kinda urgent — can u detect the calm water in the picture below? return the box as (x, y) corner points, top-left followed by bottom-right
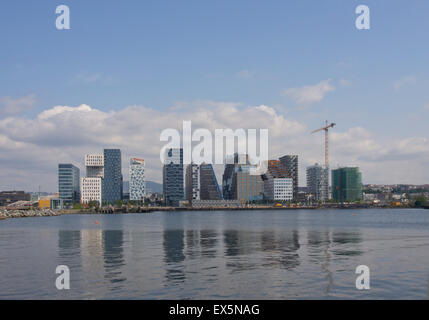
(1, 209), (429, 300)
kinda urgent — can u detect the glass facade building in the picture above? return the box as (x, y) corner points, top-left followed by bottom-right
(163, 148), (184, 206)
(58, 163), (80, 206)
(199, 163), (222, 200)
(222, 154), (264, 202)
(331, 167), (363, 202)
(102, 149), (122, 204)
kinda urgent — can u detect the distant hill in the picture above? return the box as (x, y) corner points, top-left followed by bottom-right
(146, 181), (163, 194)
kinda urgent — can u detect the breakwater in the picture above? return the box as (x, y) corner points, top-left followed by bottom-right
(0, 208), (60, 219)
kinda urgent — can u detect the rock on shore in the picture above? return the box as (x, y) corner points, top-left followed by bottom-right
(0, 209), (60, 219)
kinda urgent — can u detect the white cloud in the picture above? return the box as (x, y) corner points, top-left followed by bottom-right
(393, 76), (416, 91)
(282, 80), (335, 105)
(235, 70), (254, 80)
(0, 101), (428, 191)
(0, 101), (305, 191)
(0, 94), (36, 116)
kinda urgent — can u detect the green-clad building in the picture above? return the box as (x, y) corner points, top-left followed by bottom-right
(331, 167), (363, 202)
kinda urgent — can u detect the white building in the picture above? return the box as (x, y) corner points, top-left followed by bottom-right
(81, 177), (102, 204)
(264, 177), (293, 201)
(81, 154), (104, 204)
(130, 158), (146, 201)
(85, 154), (104, 178)
(263, 160), (293, 201)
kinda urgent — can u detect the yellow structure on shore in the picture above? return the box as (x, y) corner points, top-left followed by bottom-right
(38, 199), (51, 209)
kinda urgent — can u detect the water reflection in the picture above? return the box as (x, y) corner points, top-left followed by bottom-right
(58, 230), (81, 266)
(57, 227), (365, 295)
(200, 230), (218, 258)
(332, 232), (363, 257)
(307, 230), (333, 293)
(163, 230), (185, 284)
(58, 230), (81, 258)
(9, 210), (426, 299)
(185, 230), (201, 259)
(103, 230), (126, 286)
(260, 230), (300, 270)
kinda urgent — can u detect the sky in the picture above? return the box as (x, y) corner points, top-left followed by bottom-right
(1, 0), (429, 192)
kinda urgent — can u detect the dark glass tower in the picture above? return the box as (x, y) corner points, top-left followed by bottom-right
(200, 163), (222, 200)
(58, 163), (80, 206)
(102, 149), (122, 204)
(163, 148), (184, 206)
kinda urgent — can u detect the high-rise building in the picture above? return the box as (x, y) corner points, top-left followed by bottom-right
(306, 163), (329, 202)
(129, 158), (146, 201)
(163, 148), (184, 206)
(332, 167), (363, 202)
(186, 163), (222, 203)
(81, 154), (104, 204)
(279, 155), (298, 200)
(222, 154), (264, 202)
(103, 149), (122, 204)
(262, 160), (293, 201)
(185, 163), (200, 202)
(58, 163), (80, 206)
(199, 163), (222, 200)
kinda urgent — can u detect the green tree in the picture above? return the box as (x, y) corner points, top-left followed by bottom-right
(413, 196), (428, 208)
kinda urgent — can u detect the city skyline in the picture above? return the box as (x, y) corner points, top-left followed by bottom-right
(1, 1), (429, 191)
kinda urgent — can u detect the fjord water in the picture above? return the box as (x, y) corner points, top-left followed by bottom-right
(1, 209), (429, 300)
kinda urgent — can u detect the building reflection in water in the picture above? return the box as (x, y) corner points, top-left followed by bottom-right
(103, 230), (126, 287)
(260, 230), (300, 270)
(163, 230), (185, 284)
(332, 232), (363, 257)
(307, 230), (333, 294)
(58, 230), (81, 261)
(184, 229), (219, 260)
(200, 230), (218, 258)
(307, 229), (363, 294)
(223, 229), (301, 272)
(185, 230), (201, 259)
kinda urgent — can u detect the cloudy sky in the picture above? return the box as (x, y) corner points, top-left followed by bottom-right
(1, 0), (429, 192)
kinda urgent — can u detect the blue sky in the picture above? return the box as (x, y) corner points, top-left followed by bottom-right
(1, 0), (429, 191)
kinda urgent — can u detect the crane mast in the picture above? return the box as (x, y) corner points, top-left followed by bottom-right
(311, 120), (336, 168)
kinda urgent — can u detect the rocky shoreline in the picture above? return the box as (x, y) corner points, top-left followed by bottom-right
(0, 209), (60, 219)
